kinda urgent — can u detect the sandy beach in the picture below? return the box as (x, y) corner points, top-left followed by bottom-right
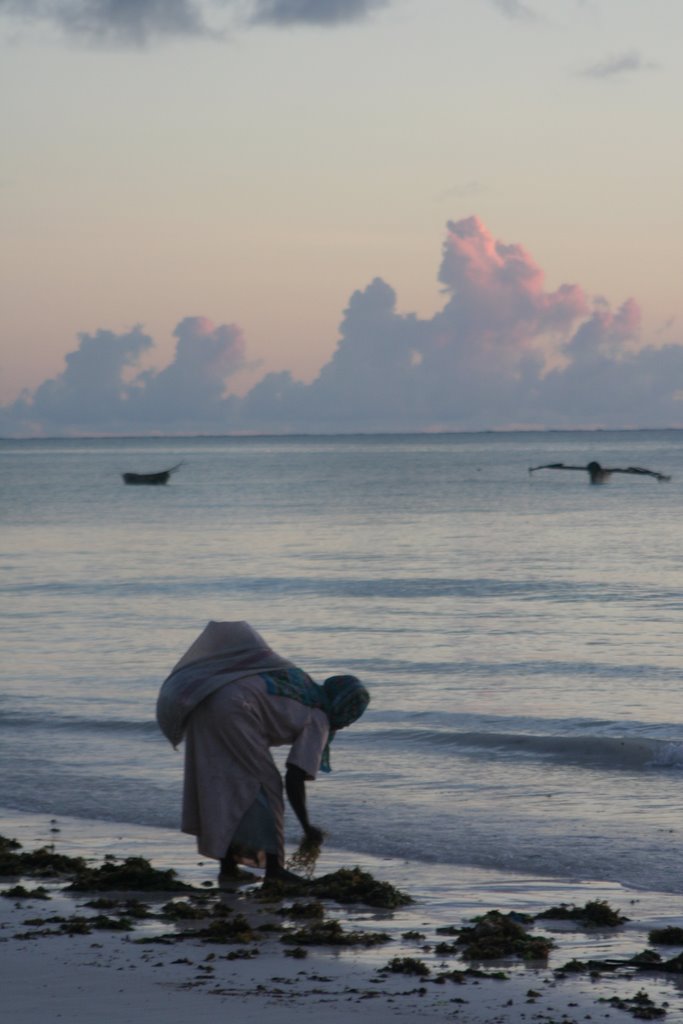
(3, 810), (683, 1023)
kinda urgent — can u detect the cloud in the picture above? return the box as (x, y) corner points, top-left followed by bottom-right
(0, 0), (388, 43)
(579, 50), (659, 79)
(0, 0), (214, 44)
(8, 325), (154, 435)
(535, 303), (683, 427)
(489, 0), (536, 21)
(129, 316), (247, 430)
(3, 217), (683, 436)
(1, 317), (245, 436)
(250, 0), (388, 26)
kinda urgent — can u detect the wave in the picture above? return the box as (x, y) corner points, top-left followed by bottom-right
(0, 710), (159, 736)
(339, 657), (683, 681)
(370, 726), (683, 771)
(3, 573), (680, 606)
(4, 705), (683, 772)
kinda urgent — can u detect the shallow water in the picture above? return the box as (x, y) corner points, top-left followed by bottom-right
(2, 431), (683, 892)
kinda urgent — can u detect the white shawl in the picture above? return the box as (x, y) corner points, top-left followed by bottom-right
(156, 621), (294, 747)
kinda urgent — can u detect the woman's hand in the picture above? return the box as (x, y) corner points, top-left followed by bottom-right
(304, 824), (325, 845)
(285, 763), (323, 840)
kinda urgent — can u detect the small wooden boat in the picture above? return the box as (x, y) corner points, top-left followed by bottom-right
(528, 460), (670, 485)
(122, 462), (183, 486)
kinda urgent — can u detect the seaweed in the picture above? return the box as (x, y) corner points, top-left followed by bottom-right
(599, 989), (668, 1019)
(555, 950), (666, 976)
(281, 919), (392, 947)
(535, 899), (628, 927)
(649, 926), (683, 945)
(82, 898), (154, 919)
(190, 913), (255, 944)
(18, 913), (134, 936)
(141, 912), (257, 945)
(88, 914), (135, 931)
(1, 884), (51, 900)
(658, 952), (683, 973)
(433, 967), (509, 983)
(279, 900), (326, 920)
(434, 940), (460, 955)
(0, 838), (87, 879)
(66, 856), (193, 893)
(0, 838), (179, 898)
(160, 899), (212, 921)
(286, 836), (324, 880)
(379, 956), (431, 977)
(309, 867), (413, 909)
(456, 910), (555, 961)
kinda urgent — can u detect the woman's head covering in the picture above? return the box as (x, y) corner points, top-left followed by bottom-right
(158, 621), (295, 747)
(169, 620), (281, 675)
(322, 675), (370, 730)
(157, 620), (371, 765)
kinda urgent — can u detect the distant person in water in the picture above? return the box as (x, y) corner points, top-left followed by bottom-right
(528, 461), (671, 485)
(156, 621), (369, 884)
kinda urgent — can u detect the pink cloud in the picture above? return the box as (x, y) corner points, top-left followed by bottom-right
(3, 217), (683, 435)
(435, 216), (588, 373)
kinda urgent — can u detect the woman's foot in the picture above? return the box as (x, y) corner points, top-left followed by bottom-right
(220, 852), (241, 878)
(218, 847), (258, 886)
(264, 854), (307, 885)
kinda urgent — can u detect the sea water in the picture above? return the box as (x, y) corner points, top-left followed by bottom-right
(2, 431), (683, 893)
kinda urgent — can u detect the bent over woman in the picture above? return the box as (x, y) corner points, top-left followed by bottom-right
(156, 621), (370, 882)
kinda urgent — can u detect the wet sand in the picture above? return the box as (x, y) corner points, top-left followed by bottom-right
(3, 809), (683, 1023)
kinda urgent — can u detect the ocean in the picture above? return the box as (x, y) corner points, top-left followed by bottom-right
(2, 430), (683, 895)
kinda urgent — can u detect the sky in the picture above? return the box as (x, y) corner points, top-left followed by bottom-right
(1, 0), (682, 435)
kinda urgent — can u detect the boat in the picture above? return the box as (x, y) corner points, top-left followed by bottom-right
(121, 462), (183, 486)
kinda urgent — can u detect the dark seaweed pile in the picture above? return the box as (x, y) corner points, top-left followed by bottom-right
(0, 836), (191, 892)
(4, 830), (683, 1014)
(450, 910), (555, 962)
(261, 865), (412, 909)
(309, 867), (413, 908)
(535, 899), (629, 927)
(0, 835), (408, 950)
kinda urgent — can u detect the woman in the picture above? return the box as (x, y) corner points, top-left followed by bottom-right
(156, 621), (370, 882)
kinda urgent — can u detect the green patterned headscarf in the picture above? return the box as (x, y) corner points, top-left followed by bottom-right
(260, 669), (369, 772)
(322, 675), (370, 730)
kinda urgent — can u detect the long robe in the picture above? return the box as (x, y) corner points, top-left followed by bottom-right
(158, 622), (329, 865)
(182, 675), (328, 864)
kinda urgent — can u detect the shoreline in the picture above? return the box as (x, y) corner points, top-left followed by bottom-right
(3, 809), (683, 1022)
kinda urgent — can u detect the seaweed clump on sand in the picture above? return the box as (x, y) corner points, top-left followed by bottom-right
(455, 911), (555, 962)
(1, 884), (51, 900)
(278, 900), (326, 920)
(555, 950), (667, 977)
(281, 919), (391, 948)
(649, 926), (683, 945)
(535, 899), (628, 927)
(0, 836), (87, 879)
(261, 866), (412, 909)
(310, 867), (413, 909)
(189, 913), (256, 944)
(159, 898), (212, 921)
(66, 856), (193, 893)
(379, 956), (431, 977)
(0, 837), (190, 895)
(599, 989), (668, 1020)
(16, 913), (137, 938)
(132, 907), (258, 946)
